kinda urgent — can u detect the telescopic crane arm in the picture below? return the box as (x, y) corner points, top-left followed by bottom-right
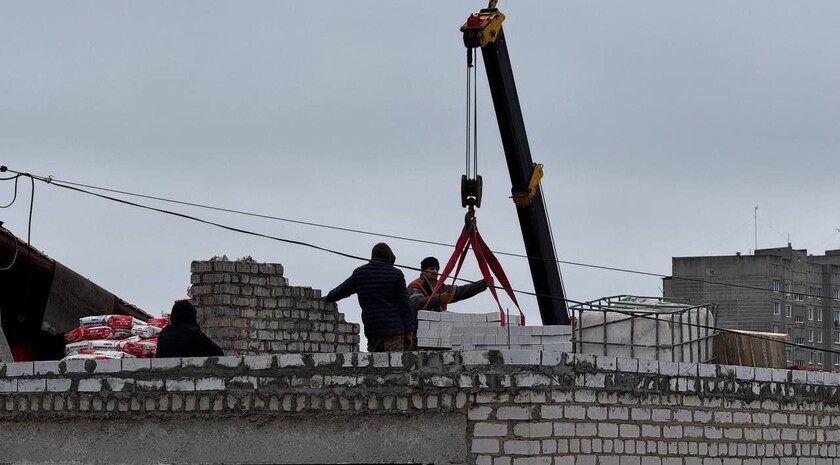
(461, 4), (570, 326)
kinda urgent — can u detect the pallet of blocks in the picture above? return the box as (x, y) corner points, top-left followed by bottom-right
(415, 310), (572, 352)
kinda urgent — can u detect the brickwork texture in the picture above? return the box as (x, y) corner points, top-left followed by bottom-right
(189, 259), (360, 355)
(2, 351), (840, 464)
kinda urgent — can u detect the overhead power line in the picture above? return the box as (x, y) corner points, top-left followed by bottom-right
(3, 167), (839, 356)
(6, 170), (832, 301)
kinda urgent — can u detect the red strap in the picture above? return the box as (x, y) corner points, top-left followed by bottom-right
(423, 226), (471, 310)
(474, 230), (524, 325)
(469, 228), (507, 326)
(423, 219), (524, 327)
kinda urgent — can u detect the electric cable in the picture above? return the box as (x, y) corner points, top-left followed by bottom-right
(4, 168), (837, 357)
(0, 226), (19, 271)
(0, 174), (21, 208)
(1, 168), (835, 301)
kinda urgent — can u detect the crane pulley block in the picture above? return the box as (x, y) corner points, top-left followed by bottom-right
(460, 8), (505, 49)
(461, 175), (483, 208)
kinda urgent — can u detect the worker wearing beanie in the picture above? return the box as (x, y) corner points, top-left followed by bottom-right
(325, 243), (414, 352)
(405, 256), (487, 350)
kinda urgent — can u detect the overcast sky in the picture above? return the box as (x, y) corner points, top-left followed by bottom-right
(2, 1), (839, 333)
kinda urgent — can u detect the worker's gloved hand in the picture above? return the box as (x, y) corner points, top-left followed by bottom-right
(404, 332), (415, 350)
(439, 292), (453, 304)
(454, 280), (488, 302)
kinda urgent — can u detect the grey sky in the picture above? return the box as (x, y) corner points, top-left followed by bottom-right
(2, 1), (839, 331)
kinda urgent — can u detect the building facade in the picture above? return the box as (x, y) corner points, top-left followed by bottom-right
(664, 245), (840, 368)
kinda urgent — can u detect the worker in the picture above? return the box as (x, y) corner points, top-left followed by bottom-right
(405, 256), (488, 350)
(156, 300), (224, 358)
(325, 243), (414, 352)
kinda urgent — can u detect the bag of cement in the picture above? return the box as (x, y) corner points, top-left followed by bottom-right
(79, 349), (136, 359)
(131, 324), (161, 339)
(64, 326), (88, 344)
(118, 339), (157, 358)
(65, 341), (91, 355)
(80, 314), (134, 329)
(146, 317), (169, 329)
(62, 350), (135, 361)
(85, 326), (132, 340)
(89, 340), (122, 351)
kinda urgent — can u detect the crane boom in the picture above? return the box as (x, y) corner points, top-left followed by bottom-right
(461, 7), (570, 326)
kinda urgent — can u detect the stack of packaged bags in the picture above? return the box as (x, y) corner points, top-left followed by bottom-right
(63, 314), (169, 360)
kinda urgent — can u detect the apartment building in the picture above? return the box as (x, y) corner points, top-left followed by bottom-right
(663, 245), (840, 368)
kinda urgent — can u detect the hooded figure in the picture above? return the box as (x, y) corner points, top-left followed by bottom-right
(156, 300), (224, 358)
(325, 243), (413, 352)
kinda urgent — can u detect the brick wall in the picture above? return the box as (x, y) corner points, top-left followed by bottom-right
(189, 259), (360, 355)
(2, 350), (839, 464)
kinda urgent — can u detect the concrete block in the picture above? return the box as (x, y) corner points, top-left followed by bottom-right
(501, 350), (540, 365)
(497, 406), (532, 420)
(166, 379), (196, 391)
(77, 379), (102, 392)
(468, 406), (493, 420)
(542, 343), (573, 352)
(279, 354), (305, 367)
(471, 439), (499, 454)
(0, 378), (16, 392)
(196, 377), (226, 391)
(150, 358), (181, 370)
(419, 310), (441, 321)
(513, 422), (552, 438)
(33, 361), (61, 375)
(4, 362), (34, 377)
(503, 440), (541, 455)
(474, 422), (508, 437)
(697, 362), (717, 378)
(46, 378), (71, 392)
(440, 312), (459, 322)
(462, 350), (492, 365)
(121, 358), (151, 371)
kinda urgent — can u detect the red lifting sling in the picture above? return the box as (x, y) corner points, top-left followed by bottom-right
(423, 215), (524, 326)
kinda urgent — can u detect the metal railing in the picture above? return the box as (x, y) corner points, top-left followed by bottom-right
(570, 295), (718, 363)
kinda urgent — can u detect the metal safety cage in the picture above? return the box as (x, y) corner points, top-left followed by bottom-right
(570, 295), (719, 364)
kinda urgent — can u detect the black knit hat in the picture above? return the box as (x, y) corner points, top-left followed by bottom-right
(420, 256), (439, 270)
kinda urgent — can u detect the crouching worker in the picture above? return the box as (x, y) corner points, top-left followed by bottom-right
(156, 300), (224, 358)
(325, 243), (415, 353)
(405, 256), (488, 350)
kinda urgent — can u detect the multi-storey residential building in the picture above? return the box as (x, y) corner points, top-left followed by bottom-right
(663, 245), (840, 368)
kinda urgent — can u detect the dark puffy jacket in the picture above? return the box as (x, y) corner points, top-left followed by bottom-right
(156, 300), (224, 358)
(325, 243), (414, 338)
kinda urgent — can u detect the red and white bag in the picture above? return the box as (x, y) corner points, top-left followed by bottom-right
(64, 326), (88, 344)
(89, 340), (122, 351)
(118, 340), (157, 358)
(65, 341), (91, 355)
(85, 326), (132, 340)
(80, 314), (134, 329)
(131, 324), (162, 339)
(78, 349), (136, 359)
(146, 317), (169, 329)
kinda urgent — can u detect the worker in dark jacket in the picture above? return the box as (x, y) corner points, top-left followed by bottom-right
(405, 256), (487, 350)
(156, 300), (223, 358)
(325, 243), (414, 352)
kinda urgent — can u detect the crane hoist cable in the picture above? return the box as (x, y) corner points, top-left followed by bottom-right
(422, 18), (525, 326)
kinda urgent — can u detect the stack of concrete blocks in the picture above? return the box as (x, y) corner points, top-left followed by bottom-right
(189, 259), (360, 355)
(416, 310), (572, 352)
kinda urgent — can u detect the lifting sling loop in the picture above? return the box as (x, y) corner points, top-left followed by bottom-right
(422, 213), (524, 326)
